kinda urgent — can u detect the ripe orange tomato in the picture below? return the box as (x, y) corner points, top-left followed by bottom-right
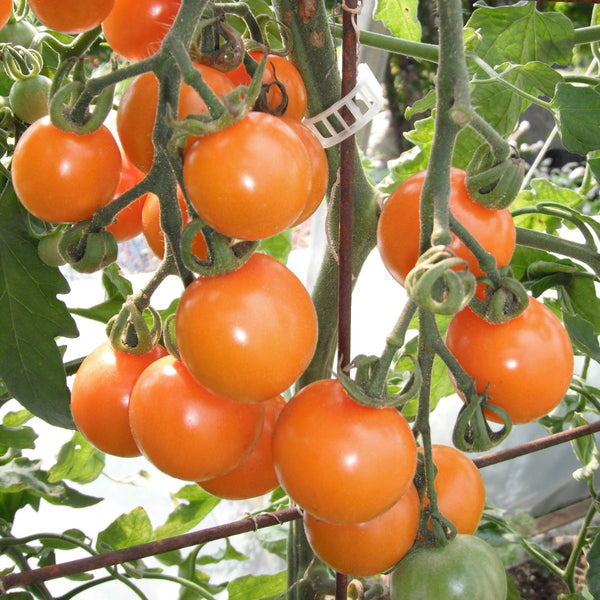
(116, 63), (235, 173)
(107, 154), (147, 242)
(183, 112), (311, 240)
(226, 53), (307, 121)
(12, 116), (122, 224)
(282, 118), (329, 226)
(424, 445), (486, 535)
(377, 169), (516, 286)
(272, 379), (418, 525)
(129, 355), (265, 481)
(445, 296), (574, 425)
(70, 342), (167, 458)
(175, 252), (318, 403)
(141, 191), (207, 259)
(0, 0), (12, 30)
(102, 0), (181, 61)
(199, 395), (285, 500)
(27, 0), (115, 34)
(304, 484), (420, 577)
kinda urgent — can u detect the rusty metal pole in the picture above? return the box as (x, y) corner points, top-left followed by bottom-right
(336, 0), (360, 596)
(337, 0), (359, 374)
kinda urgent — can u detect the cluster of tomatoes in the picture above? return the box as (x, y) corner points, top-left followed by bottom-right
(377, 168), (575, 426)
(272, 378), (488, 578)
(9, 1), (330, 500)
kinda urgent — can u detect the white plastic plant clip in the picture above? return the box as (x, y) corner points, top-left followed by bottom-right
(303, 63), (384, 148)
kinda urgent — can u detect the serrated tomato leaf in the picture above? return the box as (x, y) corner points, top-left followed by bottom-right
(0, 184), (78, 429)
(552, 83), (600, 155)
(373, 0), (420, 42)
(467, 2), (574, 68)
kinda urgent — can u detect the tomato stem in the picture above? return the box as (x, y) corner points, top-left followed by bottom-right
(366, 301), (417, 399)
(413, 309), (452, 547)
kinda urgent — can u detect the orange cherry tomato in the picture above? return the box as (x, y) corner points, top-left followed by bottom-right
(199, 395), (285, 500)
(141, 191), (208, 259)
(226, 52), (308, 120)
(116, 63), (235, 173)
(304, 484), (420, 577)
(423, 445), (486, 535)
(283, 117), (329, 227)
(27, 0), (115, 33)
(70, 342), (167, 458)
(175, 253), (318, 403)
(446, 296), (574, 425)
(107, 154), (147, 242)
(129, 355), (265, 481)
(0, 0), (12, 30)
(183, 111), (311, 240)
(377, 169), (516, 286)
(272, 379), (418, 525)
(12, 116), (122, 224)
(102, 0), (181, 61)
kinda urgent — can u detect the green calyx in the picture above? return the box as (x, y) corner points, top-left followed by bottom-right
(58, 222), (117, 273)
(337, 353), (421, 409)
(470, 272), (530, 324)
(465, 143), (525, 210)
(49, 81), (115, 134)
(180, 220), (257, 277)
(452, 384), (512, 452)
(107, 300), (163, 356)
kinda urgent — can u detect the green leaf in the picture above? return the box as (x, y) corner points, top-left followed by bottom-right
(0, 457), (102, 510)
(254, 524), (289, 560)
(373, 0), (420, 42)
(400, 354), (453, 420)
(69, 263), (133, 323)
(258, 231), (292, 265)
(0, 185), (78, 428)
(469, 62), (562, 138)
(571, 414), (596, 465)
(97, 507), (153, 551)
(102, 263), (133, 299)
(0, 423), (37, 451)
(512, 178), (581, 233)
(467, 2), (574, 68)
(378, 117), (434, 194)
(506, 574), (523, 600)
(40, 528), (89, 550)
(226, 572), (287, 600)
(197, 539), (247, 565)
(588, 150), (600, 185)
(563, 313), (600, 363)
(153, 485), (220, 540)
(586, 533), (600, 598)
(510, 246), (556, 281)
(48, 432), (105, 485)
(405, 88), (436, 120)
(2, 410), (33, 428)
(562, 277), (600, 334)
(552, 83), (600, 155)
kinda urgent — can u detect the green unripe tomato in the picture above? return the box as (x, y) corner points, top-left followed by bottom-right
(9, 74), (51, 123)
(0, 20), (37, 46)
(390, 535), (507, 600)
